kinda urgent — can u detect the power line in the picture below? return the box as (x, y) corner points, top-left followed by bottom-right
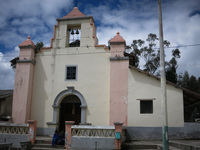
(80, 8), (135, 33)
(103, 9), (135, 24)
(1, 42), (200, 58)
(155, 44), (200, 49)
(0, 44), (200, 57)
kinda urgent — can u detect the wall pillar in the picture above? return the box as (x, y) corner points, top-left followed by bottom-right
(12, 36), (35, 124)
(114, 122), (123, 150)
(80, 106), (86, 124)
(28, 120), (37, 145)
(65, 121), (74, 149)
(109, 32), (128, 126)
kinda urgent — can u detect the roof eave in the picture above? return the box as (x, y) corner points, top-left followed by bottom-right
(129, 65), (200, 96)
(57, 16), (94, 22)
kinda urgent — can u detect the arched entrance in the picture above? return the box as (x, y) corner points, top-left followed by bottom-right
(51, 87), (87, 129)
(59, 95), (81, 131)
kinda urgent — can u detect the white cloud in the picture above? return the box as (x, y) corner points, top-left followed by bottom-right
(89, 0), (200, 77)
(0, 0), (74, 89)
(0, 50), (18, 90)
(0, 0), (200, 90)
(0, 0), (73, 48)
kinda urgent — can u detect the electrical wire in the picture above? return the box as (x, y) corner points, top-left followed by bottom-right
(76, 8), (135, 33)
(1, 42), (200, 58)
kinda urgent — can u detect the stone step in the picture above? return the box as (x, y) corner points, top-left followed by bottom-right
(122, 143), (158, 149)
(35, 136), (52, 144)
(157, 144), (182, 150)
(31, 144), (65, 150)
(32, 136), (66, 149)
(169, 141), (200, 150)
(34, 143), (54, 148)
(122, 143), (182, 150)
(31, 148), (65, 150)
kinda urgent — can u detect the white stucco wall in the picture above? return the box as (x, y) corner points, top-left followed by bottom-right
(128, 68), (184, 127)
(31, 18), (110, 128)
(30, 17), (184, 129)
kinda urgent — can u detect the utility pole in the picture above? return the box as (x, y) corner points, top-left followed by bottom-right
(158, 0), (169, 149)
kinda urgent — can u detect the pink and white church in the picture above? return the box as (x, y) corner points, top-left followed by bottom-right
(12, 7), (184, 136)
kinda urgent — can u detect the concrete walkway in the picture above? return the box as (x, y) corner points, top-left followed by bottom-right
(172, 140), (200, 146)
(32, 136), (200, 150)
(122, 140), (200, 150)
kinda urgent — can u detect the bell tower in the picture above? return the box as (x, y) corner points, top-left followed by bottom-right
(51, 7), (98, 49)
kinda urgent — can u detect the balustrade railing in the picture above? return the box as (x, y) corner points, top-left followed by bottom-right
(71, 125), (115, 137)
(0, 123), (29, 135)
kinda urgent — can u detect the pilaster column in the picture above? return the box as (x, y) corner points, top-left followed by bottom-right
(28, 120), (37, 145)
(65, 121), (75, 149)
(114, 122), (123, 150)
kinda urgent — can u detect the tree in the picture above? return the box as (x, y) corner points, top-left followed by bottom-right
(128, 33), (180, 83)
(165, 49), (181, 83)
(35, 42), (44, 53)
(189, 75), (199, 92)
(178, 71), (200, 94)
(179, 71), (190, 88)
(130, 34), (159, 74)
(198, 77), (200, 93)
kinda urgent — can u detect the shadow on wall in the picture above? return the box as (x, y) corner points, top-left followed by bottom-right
(31, 56), (48, 133)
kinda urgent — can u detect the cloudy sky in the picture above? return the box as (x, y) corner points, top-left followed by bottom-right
(0, 0), (200, 89)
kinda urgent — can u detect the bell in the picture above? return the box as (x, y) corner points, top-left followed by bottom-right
(71, 29), (74, 35)
(76, 29), (79, 34)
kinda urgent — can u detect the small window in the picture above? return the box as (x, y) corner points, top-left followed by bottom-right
(140, 100), (153, 114)
(66, 66), (77, 80)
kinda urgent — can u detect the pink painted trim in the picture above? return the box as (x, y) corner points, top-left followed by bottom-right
(109, 40), (129, 126)
(94, 44), (109, 50)
(65, 121), (74, 149)
(39, 21), (59, 52)
(90, 18), (96, 43)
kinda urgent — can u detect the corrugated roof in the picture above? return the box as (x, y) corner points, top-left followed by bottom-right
(0, 90), (13, 99)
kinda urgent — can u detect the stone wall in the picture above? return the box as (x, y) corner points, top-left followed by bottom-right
(0, 134), (28, 148)
(71, 137), (115, 149)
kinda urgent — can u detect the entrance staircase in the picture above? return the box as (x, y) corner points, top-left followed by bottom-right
(31, 136), (65, 150)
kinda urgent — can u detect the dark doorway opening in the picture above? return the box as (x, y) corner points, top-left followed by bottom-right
(59, 95), (81, 131)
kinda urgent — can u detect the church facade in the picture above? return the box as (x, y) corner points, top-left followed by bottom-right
(12, 7), (184, 135)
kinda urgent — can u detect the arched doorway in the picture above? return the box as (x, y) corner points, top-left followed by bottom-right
(59, 95), (81, 131)
(50, 87), (87, 129)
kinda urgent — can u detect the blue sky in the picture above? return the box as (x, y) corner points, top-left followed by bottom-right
(0, 0), (200, 89)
